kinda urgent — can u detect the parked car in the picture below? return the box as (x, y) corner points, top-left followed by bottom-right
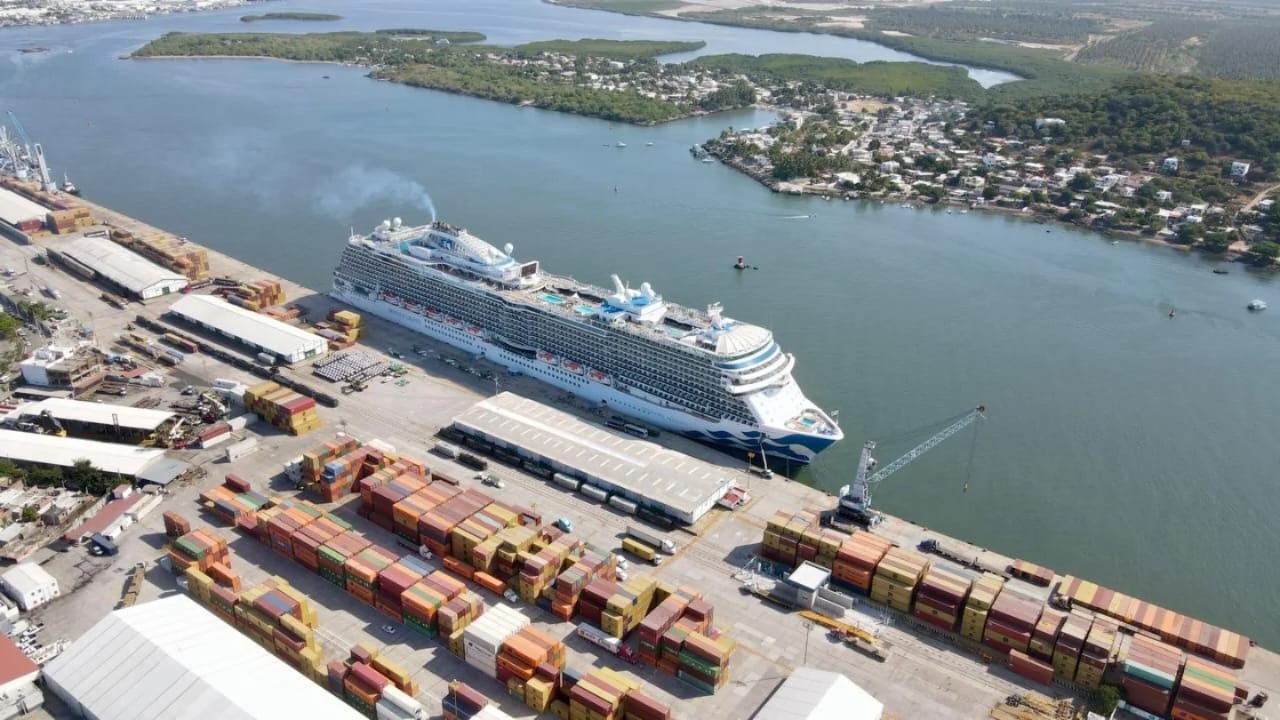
(553, 517), (574, 533)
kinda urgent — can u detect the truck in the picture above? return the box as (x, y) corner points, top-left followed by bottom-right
(577, 623), (637, 662)
(627, 524), (675, 554)
(621, 537), (661, 565)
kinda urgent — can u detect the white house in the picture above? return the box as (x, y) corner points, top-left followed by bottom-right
(1230, 161), (1251, 179)
(0, 563), (59, 611)
(879, 160), (900, 175)
(962, 176), (986, 189)
(1155, 190), (1173, 203)
(1162, 157), (1180, 173)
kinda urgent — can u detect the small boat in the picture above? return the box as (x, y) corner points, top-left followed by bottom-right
(62, 173), (79, 195)
(1247, 299), (1267, 311)
(1212, 269), (1229, 275)
(562, 359), (585, 375)
(701, 157), (714, 164)
(615, 141), (627, 148)
(734, 255), (747, 270)
(645, 142), (654, 147)
(322, 75), (330, 79)
(465, 325), (482, 335)
(588, 369), (612, 385)
(537, 351), (557, 364)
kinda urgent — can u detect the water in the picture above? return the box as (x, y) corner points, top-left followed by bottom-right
(2, 3), (1277, 648)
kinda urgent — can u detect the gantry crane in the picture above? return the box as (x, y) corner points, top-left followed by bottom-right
(837, 405), (986, 526)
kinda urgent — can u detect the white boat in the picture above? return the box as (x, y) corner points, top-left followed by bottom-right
(645, 142), (654, 147)
(615, 141), (627, 148)
(330, 216), (842, 464)
(1247, 299), (1267, 311)
(701, 157), (714, 164)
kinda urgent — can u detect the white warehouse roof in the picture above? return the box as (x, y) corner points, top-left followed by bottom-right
(11, 398), (174, 431)
(752, 668), (884, 720)
(56, 236), (189, 297)
(1, 564), (57, 597)
(0, 187), (48, 226)
(0, 429), (165, 476)
(169, 294), (327, 362)
(43, 595), (365, 720)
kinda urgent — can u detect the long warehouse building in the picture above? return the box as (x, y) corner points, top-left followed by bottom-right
(0, 429), (167, 477)
(168, 294), (327, 364)
(451, 392), (737, 524)
(49, 236), (189, 299)
(5, 398), (177, 442)
(43, 594), (365, 720)
(0, 187), (49, 233)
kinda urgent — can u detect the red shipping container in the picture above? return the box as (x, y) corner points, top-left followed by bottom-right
(1008, 649), (1053, 686)
(224, 473), (251, 493)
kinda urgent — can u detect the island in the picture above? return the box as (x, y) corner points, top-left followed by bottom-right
(131, 31), (978, 124)
(240, 12), (343, 23)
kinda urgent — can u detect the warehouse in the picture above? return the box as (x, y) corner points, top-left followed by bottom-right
(50, 236), (188, 299)
(752, 667), (884, 720)
(168, 294), (327, 364)
(0, 634), (42, 715)
(6, 398), (176, 443)
(43, 595), (365, 720)
(0, 187), (48, 233)
(0, 429), (166, 477)
(451, 393), (736, 524)
(0, 563), (60, 611)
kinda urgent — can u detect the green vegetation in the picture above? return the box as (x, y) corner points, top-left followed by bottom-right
(1074, 20), (1201, 74)
(1195, 20), (1280, 82)
(240, 12), (342, 23)
(377, 63), (684, 124)
(374, 28), (487, 43)
(0, 313), (20, 340)
(865, 5), (1103, 44)
(690, 54), (982, 99)
(0, 458), (115, 496)
(514, 38), (704, 59)
(1091, 686), (1121, 716)
(134, 31), (451, 63)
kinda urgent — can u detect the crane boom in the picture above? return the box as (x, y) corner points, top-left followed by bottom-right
(838, 405), (986, 523)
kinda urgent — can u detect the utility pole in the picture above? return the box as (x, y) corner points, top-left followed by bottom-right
(802, 620), (812, 665)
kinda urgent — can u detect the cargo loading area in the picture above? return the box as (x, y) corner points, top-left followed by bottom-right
(451, 393), (737, 525)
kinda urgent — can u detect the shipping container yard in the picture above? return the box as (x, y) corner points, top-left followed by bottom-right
(0, 189), (1276, 720)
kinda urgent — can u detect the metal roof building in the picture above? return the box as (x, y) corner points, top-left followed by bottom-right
(43, 594), (365, 720)
(168, 294), (327, 364)
(752, 668), (884, 720)
(9, 397), (175, 432)
(0, 429), (165, 476)
(0, 188), (48, 227)
(452, 392), (737, 524)
(53, 236), (188, 299)
(0, 563), (59, 611)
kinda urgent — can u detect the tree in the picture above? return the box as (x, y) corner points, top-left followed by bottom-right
(65, 459), (110, 496)
(20, 505), (39, 523)
(0, 313), (20, 340)
(1175, 222), (1205, 245)
(1070, 172), (1095, 191)
(1201, 231), (1232, 253)
(983, 185), (999, 201)
(1247, 240), (1279, 266)
(26, 466), (62, 487)
(0, 459), (23, 481)
(1092, 685), (1121, 716)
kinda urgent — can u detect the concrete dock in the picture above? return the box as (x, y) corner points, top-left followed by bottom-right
(4, 197), (1276, 720)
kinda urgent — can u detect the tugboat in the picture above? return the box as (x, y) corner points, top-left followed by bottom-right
(61, 173), (79, 196)
(1247, 299), (1267, 311)
(733, 255), (747, 270)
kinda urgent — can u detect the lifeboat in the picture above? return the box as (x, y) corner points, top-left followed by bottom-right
(445, 317), (462, 326)
(562, 360), (585, 375)
(426, 308), (440, 319)
(537, 350), (558, 363)
(466, 325), (483, 335)
(588, 369), (612, 385)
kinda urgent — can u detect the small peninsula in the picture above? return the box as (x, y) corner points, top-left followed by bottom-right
(240, 12), (343, 23)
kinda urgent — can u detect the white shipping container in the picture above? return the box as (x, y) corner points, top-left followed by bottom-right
(580, 484), (609, 502)
(375, 702), (415, 720)
(464, 652), (496, 678)
(367, 439), (397, 455)
(225, 437), (260, 462)
(378, 686), (424, 716)
(472, 706), (518, 720)
(213, 378), (240, 390)
(227, 413), (255, 432)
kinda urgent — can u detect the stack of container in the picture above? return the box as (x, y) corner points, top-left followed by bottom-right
(45, 210), (77, 234)
(552, 551), (613, 621)
(441, 591), (486, 654)
(620, 691), (672, 720)
(1007, 649), (1054, 686)
(367, 473), (430, 532)
(401, 570), (468, 638)
(960, 573), (1003, 642)
(290, 515), (348, 572)
(1057, 576), (1251, 670)
(1051, 610), (1093, 681)
(1171, 657), (1236, 720)
(1123, 634), (1185, 717)
(637, 589), (698, 666)
(375, 557), (428, 621)
(318, 531), (372, 587)
(831, 531), (891, 595)
(569, 668), (641, 720)
(602, 575), (658, 639)
(1074, 617), (1118, 689)
(497, 626), (566, 707)
(518, 535), (580, 604)
(200, 484), (269, 525)
(163, 511), (191, 539)
(983, 587), (1043, 655)
(393, 484), (459, 543)
(420, 490), (493, 559)
(760, 509), (818, 566)
(231, 577), (326, 682)
(168, 528), (230, 575)
(870, 547), (929, 613)
(225, 279), (285, 312)
(912, 565), (972, 632)
(345, 545), (399, 605)
(578, 579), (618, 628)
(265, 500), (322, 558)
(302, 435), (361, 497)
(244, 381), (321, 436)
(675, 631), (735, 694)
(463, 604), (529, 679)
(1029, 607), (1066, 661)
(442, 681), (515, 720)
(335, 648), (423, 719)
(109, 228), (210, 281)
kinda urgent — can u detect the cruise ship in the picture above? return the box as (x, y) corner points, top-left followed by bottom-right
(330, 218), (842, 464)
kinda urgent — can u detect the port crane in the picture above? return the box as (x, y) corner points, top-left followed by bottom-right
(837, 405), (986, 526)
(3, 111), (55, 191)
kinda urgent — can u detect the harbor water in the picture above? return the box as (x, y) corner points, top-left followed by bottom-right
(1, 0), (1278, 648)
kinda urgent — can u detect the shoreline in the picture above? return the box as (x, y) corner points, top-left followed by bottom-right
(706, 149), (1262, 266)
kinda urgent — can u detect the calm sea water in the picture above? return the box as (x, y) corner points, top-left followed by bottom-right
(1, 1), (1277, 648)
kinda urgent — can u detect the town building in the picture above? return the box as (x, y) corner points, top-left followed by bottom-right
(0, 563), (59, 611)
(18, 343), (103, 393)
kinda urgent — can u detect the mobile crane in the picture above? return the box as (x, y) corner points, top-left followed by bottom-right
(836, 405), (986, 527)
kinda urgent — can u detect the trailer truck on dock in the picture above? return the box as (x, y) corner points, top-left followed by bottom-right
(621, 537), (662, 565)
(627, 524), (675, 554)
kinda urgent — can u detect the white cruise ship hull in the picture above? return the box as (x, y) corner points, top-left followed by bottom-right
(331, 288), (836, 464)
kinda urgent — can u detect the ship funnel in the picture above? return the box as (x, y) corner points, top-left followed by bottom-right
(503, 243), (514, 257)
(379, 219), (392, 232)
(640, 282), (654, 298)
(393, 217), (402, 230)
(610, 274), (626, 296)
